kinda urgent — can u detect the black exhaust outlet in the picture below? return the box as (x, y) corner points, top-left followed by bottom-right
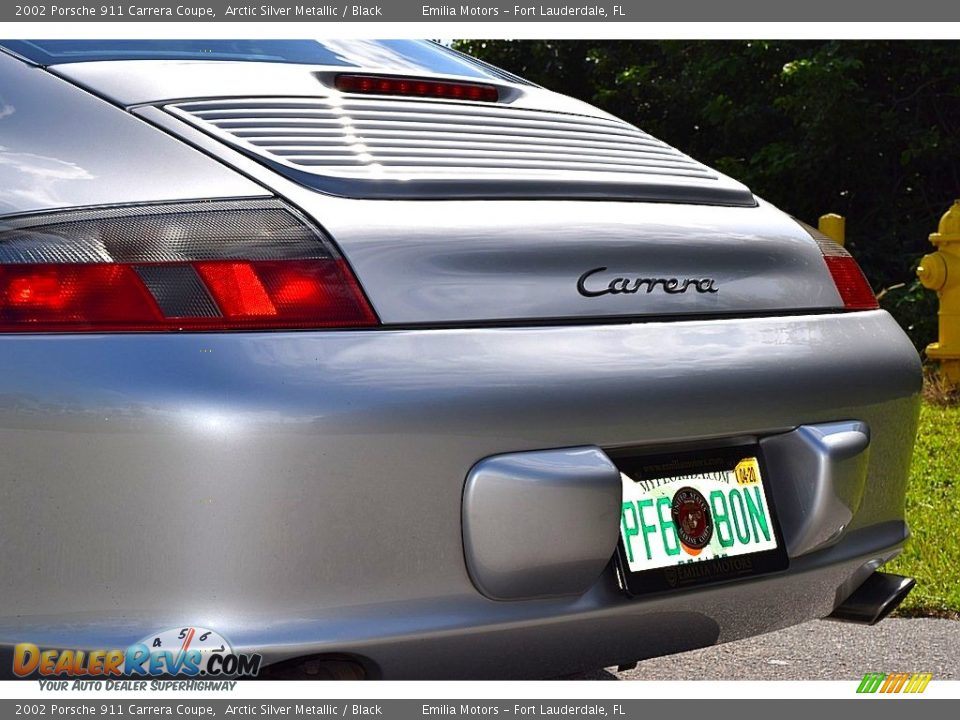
(829, 571), (916, 626)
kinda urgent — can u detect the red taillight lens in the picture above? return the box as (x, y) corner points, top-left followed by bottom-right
(0, 200), (378, 332)
(335, 74), (499, 102)
(802, 222), (879, 311)
(1, 264), (163, 329)
(193, 260), (376, 327)
(194, 261), (277, 318)
(823, 255), (879, 310)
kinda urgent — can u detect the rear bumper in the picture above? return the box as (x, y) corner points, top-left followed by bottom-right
(0, 310), (921, 677)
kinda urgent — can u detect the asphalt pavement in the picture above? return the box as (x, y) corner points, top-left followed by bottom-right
(576, 618), (959, 680)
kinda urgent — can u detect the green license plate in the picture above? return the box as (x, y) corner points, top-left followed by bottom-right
(614, 446), (788, 595)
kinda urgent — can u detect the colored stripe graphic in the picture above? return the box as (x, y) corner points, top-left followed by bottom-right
(907, 673), (933, 693)
(857, 673), (886, 693)
(857, 672), (932, 694)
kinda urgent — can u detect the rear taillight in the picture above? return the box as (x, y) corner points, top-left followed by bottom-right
(335, 74), (499, 102)
(803, 223), (879, 310)
(822, 255), (879, 310)
(0, 200), (378, 332)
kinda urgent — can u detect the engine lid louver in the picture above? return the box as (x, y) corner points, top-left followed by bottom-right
(166, 96), (755, 205)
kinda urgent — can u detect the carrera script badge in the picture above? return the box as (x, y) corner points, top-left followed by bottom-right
(577, 267), (719, 297)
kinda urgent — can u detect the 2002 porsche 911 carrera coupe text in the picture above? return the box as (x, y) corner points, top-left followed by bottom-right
(0, 40), (922, 679)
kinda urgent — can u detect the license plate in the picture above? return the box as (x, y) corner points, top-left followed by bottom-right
(614, 446), (788, 595)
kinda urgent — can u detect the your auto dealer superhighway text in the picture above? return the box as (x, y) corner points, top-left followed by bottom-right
(38, 704), (382, 716)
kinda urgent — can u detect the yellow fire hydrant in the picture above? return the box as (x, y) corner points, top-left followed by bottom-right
(917, 200), (960, 385)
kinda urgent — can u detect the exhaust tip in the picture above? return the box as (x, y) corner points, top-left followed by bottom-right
(829, 571), (916, 626)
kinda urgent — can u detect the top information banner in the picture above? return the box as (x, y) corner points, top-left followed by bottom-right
(6, 0), (960, 22)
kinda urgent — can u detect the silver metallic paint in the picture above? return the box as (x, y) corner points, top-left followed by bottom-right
(0, 54), (266, 216)
(0, 311), (920, 676)
(296, 197), (843, 324)
(132, 107), (847, 324)
(124, 109), (852, 326)
(762, 421), (872, 557)
(462, 446), (621, 600)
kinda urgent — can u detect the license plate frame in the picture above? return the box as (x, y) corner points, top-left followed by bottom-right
(613, 444), (789, 597)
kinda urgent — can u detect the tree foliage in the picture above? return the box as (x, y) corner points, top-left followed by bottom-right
(454, 40), (960, 349)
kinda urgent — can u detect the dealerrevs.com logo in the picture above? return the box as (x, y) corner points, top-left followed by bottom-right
(14, 627), (262, 684)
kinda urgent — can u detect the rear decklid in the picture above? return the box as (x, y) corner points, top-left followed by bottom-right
(20, 41), (857, 324)
(51, 57), (754, 206)
(283, 197), (847, 324)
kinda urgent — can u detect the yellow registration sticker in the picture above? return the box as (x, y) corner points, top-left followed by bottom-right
(734, 457), (762, 485)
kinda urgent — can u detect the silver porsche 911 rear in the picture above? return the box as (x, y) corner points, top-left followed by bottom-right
(0, 40), (921, 679)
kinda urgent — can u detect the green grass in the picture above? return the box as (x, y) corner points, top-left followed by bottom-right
(888, 400), (960, 617)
